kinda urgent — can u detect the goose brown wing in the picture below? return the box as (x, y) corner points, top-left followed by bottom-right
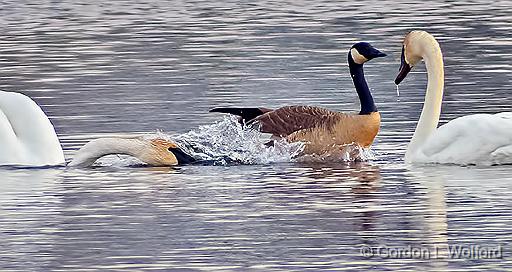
(250, 106), (339, 137)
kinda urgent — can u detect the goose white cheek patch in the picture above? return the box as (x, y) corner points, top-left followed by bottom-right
(350, 48), (368, 64)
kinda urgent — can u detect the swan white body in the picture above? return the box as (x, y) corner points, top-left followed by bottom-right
(0, 90), (65, 166)
(398, 31), (512, 165)
(410, 113), (512, 165)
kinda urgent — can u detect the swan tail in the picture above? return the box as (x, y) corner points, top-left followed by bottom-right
(209, 107), (273, 123)
(490, 145), (512, 165)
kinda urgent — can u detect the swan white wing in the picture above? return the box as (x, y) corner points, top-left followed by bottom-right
(0, 91), (65, 166)
(414, 113), (512, 165)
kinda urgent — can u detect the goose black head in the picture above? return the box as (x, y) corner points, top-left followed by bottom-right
(350, 42), (387, 64)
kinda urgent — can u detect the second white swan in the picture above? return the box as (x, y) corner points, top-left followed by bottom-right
(395, 30), (512, 165)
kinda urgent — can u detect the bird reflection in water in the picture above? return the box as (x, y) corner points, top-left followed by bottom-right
(301, 162), (381, 191)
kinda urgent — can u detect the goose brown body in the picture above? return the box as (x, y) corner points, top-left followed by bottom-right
(254, 106), (380, 154)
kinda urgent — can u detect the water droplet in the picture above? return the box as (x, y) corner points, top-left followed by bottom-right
(396, 84), (401, 102)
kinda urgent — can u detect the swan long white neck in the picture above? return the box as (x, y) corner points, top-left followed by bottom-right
(405, 39), (444, 161)
(69, 138), (147, 167)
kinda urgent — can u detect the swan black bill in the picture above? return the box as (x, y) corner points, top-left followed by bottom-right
(395, 45), (412, 85)
(169, 147), (196, 164)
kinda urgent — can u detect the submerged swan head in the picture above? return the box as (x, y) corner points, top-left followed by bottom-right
(139, 138), (194, 166)
(69, 136), (196, 167)
(395, 30), (441, 84)
(350, 42), (387, 64)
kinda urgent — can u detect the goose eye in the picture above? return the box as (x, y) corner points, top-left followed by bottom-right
(168, 147), (174, 152)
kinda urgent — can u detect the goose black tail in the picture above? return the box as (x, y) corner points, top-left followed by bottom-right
(209, 107), (272, 122)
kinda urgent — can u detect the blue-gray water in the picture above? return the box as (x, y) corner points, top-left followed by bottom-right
(1, 1), (512, 271)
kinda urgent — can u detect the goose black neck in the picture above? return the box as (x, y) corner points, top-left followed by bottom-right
(348, 53), (377, 115)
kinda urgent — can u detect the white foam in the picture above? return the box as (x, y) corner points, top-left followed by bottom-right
(173, 116), (304, 165)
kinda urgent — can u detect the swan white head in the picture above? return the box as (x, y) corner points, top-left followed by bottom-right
(350, 42), (387, 64)
(395, 30), (441, 84)
(69, 136), (196, 167)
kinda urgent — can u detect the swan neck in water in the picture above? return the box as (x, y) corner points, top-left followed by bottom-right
(406, 39), (444, 161)
(348, 52), (377, 115)
(69, 137), (149, 167)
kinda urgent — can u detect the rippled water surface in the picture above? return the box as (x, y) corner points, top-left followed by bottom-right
(1, 1), (512, 271)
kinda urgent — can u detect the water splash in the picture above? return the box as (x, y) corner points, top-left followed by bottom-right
(93, 116), (376, 167)
(93, 155), (146, 168)
(171, 116), (305, 165)
(297, 143), (375, 163)
(396, 84), (401, 101)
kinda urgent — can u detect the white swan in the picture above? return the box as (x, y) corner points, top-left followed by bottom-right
(395, 30), (512, 165)
(0, 90), (65, 166)
(0, 90), (195, 167)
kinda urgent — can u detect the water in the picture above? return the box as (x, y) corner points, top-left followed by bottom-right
(1, 0), (512, 270)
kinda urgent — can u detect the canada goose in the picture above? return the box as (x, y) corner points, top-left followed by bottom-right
(395, 30), (512, 165)
(0, 90), (195, 167)
(210, 42), (386, 154)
